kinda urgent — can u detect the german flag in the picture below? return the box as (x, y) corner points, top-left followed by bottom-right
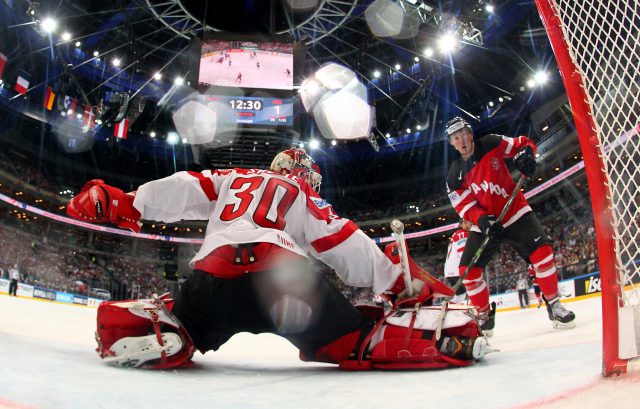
(44, 86), (55, 110)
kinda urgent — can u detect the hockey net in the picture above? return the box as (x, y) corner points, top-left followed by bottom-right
(534, 0), (640, 376)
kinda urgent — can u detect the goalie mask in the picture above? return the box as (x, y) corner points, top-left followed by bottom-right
(270, 148), (322, 193)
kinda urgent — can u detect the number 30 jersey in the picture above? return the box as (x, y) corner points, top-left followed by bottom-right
(133, 168), (400, 293)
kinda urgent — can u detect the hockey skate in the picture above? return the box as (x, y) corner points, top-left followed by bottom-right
(544, 296), (576, 329)
(478, 302), (496, 337)
(103, 332), (184, 368)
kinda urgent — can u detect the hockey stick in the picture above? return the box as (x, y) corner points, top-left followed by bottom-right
(390, 219), (414, 297)
(435, 175), (528, 340)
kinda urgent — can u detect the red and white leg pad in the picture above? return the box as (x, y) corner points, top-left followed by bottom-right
(96, 293), (195, 369)
(340, 304), (488, 370)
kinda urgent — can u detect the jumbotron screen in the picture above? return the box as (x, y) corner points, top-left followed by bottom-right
(198, 39), (294, 91)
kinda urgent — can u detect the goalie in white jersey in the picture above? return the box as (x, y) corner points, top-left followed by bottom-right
(67, 148), (486, 370)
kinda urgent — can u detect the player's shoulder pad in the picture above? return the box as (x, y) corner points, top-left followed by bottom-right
(479, 134), (504, 150)
(309, 196), (332, 210)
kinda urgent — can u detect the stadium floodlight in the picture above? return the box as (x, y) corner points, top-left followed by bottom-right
(526, 79), (536, 88)
(373, 70), (381, 78)
(93, 51), (99, 57)
(331, 140), (337, 146)
(75, 41), (81, 47)
(438, 32), (458, 54)
(41, 17), (57, 33)
(299, 142), (305, 148)
(150, 131), (156, 138)
(414, 56), (419, 62)
(166, 132), (180, 145)
(406, 128), (411, 134)
(489, 101), (494, 107)
(112, 58), (121, 67)
(533, 70), (549, 86)
(486, 4), (495, 13)
(174, 77), (184, 86)
(394, 64), (401, 70)
(309, 139), (320, 150)
(61, 32), (71, 41)
(154, 72), (162, 80)
(423, 48), (434, 57)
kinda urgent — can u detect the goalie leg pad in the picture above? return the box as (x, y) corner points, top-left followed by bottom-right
(339, 305), (485, 371)
(96, 295), (195, 369)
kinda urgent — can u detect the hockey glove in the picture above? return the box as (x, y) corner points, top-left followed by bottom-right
(384, 243), (454, 300)
(67, 179), (142, 233)
(478, 215), (503, 239)
(513, 146), (536, 178)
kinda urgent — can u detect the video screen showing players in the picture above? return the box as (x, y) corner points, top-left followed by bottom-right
(198, 39), (293, 91)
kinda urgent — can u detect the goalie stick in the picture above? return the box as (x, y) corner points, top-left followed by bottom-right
(390, 219), (413, 297)
(435, 175), (528, 340)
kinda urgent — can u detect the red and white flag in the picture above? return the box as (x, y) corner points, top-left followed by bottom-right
(44, 86), (55, 110)
(14, 74), (29, 95)
(0, 52), (7, 79)
(82, 105), (95, 133)
(113, 119), (129, 139)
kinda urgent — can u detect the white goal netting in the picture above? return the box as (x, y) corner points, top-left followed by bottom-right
(543, 0), (640, 360)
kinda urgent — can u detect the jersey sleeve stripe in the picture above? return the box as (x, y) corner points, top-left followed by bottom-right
(187, 171), (218, 201)
(311, 220), (359, 253)
(502, 135), (514, 155)
(459, 200), (477, 218)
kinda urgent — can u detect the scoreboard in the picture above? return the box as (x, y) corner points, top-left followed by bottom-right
(204, 95), (294, 126)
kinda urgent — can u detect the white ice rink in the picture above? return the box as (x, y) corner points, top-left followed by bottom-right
(1, 294), (638, 409)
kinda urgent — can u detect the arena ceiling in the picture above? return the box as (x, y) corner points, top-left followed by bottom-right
(0, 0), (567, 191)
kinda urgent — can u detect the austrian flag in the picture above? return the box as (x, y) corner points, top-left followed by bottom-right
(14, 74), (29, 95)
(114, 119), (129, 139)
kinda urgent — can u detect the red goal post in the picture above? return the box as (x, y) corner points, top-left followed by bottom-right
(534, 0), (640, 376)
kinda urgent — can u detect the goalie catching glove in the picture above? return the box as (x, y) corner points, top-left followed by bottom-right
(513, 146), (536, 178)
(95, 294), (195, 368)
(66, 179), (142, 233)
(384, 243), (454, 301)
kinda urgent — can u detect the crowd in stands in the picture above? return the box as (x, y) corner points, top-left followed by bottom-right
(0, 134), (600, 305)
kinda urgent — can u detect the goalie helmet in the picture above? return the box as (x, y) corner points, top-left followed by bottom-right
(445, 117), (472, 140)
(270, 148), (322, 192)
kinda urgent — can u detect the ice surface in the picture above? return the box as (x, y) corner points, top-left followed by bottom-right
(1, 295), (638, 409)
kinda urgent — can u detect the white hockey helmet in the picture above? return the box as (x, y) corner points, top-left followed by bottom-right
(270, 148), (322, 192)
(445, 116), (472, 141)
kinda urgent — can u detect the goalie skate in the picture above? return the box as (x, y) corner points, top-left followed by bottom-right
(103, 332), (183, 368)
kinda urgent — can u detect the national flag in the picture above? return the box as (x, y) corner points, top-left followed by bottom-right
(0, 52), (7, 79)
(64, 95), (77, 113)
(14, 74), (29, 95)
(44, 86), (55, 110)
(82, 105), (95, 133)
(113, 119), (129, 139)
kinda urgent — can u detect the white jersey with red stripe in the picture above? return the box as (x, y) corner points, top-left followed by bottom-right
(132, 168), (401, 294)
(444, 228), (468, 278)
(446, 134), (536, 231)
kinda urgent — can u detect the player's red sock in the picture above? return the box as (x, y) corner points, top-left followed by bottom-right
(459, 265), (489, 311)
(530, 245), (559, 297)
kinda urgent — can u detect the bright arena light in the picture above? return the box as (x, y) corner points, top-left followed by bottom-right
(150, 131), (156, 138)
(373, 70), (381, 78)
(309, 139), (320, 149)
(154, 72), (162, 80)
(486, 4), (495, 13)
(438, 33), (458, 54)
(423, 48), (434, 57)
(331, 140), (337, 146)
(533, 70), (549, 85)
(414, 56), (419, 62)
(93, 51), (99, 57)
(75, 41), (81, 47)
(41, 18), (57, 34)
(299, 142), (305, 148)
(61, 32), (71, 42)
(112, 58), (121, 67)
(394, 64), (401, 70)
(166, 132), (180, 145)
(526, 79), (536, 88)
(174, 77), (184, 85)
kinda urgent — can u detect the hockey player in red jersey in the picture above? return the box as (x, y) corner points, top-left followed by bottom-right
(445, 117), (575, 333)
(444, 219), (472, 304)
(67, 148), (487, 370)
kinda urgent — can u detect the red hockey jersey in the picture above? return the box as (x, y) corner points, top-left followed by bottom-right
(446, 134), (536, 231)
